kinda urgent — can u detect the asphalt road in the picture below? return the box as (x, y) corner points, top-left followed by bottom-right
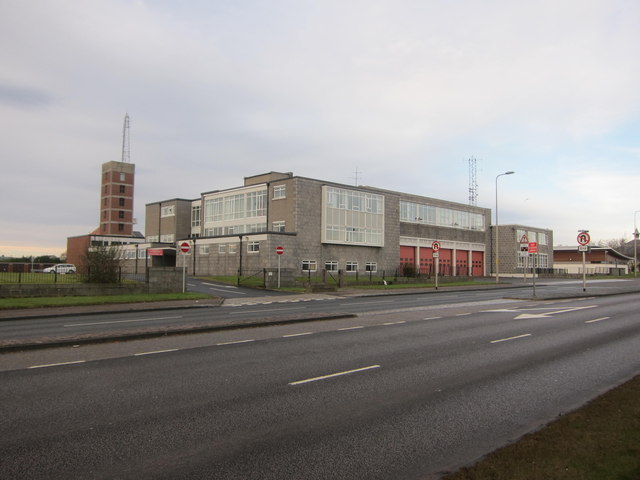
(0, 286), (534, 343)
(1, 293), (639, 479)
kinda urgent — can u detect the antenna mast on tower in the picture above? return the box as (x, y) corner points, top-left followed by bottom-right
(468, 157), (478, 205)
(121, 113), (130, 163)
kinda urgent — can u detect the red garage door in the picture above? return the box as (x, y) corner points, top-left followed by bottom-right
(456, 250), (469, 276)
(400, 246), (415, 275)
(472, 251), (484, 276)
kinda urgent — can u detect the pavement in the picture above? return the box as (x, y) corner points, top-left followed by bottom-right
(1, 278), (639, 352)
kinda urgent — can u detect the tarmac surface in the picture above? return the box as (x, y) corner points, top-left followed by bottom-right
(1, 278), (639, 352)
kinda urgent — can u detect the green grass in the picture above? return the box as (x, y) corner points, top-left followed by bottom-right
(0, 292), (212, 310)
(443, 375), (640, 480)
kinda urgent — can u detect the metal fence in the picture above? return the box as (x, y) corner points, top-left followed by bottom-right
(0, 265), (148, 285)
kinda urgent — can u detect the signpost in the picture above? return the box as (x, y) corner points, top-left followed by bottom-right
(577, 231), (590, 292)
(432, 241), (441, 290)
(276, 246), (284, 288)
(180, 241), (191, 293)
(528, 242), (538, 296)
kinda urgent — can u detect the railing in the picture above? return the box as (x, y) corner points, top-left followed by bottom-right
(0, 266), (148, 285)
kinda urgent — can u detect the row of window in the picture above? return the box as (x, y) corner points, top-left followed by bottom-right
(203, 190), (267, 223)
(302, 260), (378, 273)
(323, 186), (385, 247)
(516, 229), (548, 246)
(518, 253), (549, 268)
(203, 223), (268, 236)
(400, 201), (485, 231)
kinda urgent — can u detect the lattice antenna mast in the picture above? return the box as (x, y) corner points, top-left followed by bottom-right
(352, 167), (362, 186)
(121, 113), (131, 163)
(468, 157), (478, 205)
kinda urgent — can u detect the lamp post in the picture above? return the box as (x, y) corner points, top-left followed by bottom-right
(634, 211), (640, 277)
(495, 171), (515, 283)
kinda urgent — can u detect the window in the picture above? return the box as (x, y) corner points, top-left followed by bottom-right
(218, 244), (226, 254)
(272, 221), (285, 232)
(346, 261), (358, 272)
(161, 205), (174, 217)
(322, 186), (385, 247)
(302, 260), (317, 272)
(228, 244), (237, 254)
(247, 241), (260, 253)
(400, 200), (485, 231)
(118, 223), (124, 232)
(138, 249), (146, 259)
(120, 173), (126, 181)
(146, 235), (159, 242)
(199, 245), (210, 255)
(119, 185), (125, 194)
(325, 261), (338, 271)
(538, 232), (548, 245)
(273, 185), (286, 199)
(160, 234), (175, 243)
(191, 205), (201, 227)
(118, 211), (124, 219)
(365, 262), (377, 272)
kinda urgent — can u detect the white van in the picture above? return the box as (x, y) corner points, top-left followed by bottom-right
(43, 264), (77, 274)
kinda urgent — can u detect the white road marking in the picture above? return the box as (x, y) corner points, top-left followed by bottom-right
(134, 349), (179, 356)
(383, 321), (406, 325)
(338, 326), (364, 331)
(346, 300), (394, 306)
(514, 305), (597, 319)
(490, 333), (532, 344)
(456, 313), (471, 316)
(227, 307), (307, 314)
(289, 365), (381, 386)
(29, 360), (86, 369)
(203, 282), (237, 288)
(585, 317), (611, 324)
(283, 332), (314, 338)
(422, 316), (442, 320)
(216, 339), (255, 346)
(64, 316), (183, 327)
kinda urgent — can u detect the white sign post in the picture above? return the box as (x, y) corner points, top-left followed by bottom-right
(276, 246), (284, 288)
(577, 232), (590, 292)
(432, 241), (441, 290)
(180, 241), (191, 293)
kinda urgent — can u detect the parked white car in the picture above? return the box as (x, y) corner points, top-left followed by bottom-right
(43, 264), (77, 274)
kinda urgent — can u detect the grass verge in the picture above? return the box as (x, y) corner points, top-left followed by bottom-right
(0, 292), (212, 310)
(443, 375), (640, 480)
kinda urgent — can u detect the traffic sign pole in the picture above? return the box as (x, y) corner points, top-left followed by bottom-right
(276, 246), (284, 288)
(577, 232), (590, 292)
(180, 241), (191, 293)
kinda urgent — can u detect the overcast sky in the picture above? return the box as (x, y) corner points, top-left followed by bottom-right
(1, 0), (639, 257)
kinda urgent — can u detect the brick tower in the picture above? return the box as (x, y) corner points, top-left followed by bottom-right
(97, 160), (135, 235)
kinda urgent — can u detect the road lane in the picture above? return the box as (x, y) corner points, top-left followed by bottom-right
(2, 293), (639, 479)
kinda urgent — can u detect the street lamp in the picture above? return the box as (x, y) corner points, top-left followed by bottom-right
(495, 171), (515, 283)
(634, 211), (640, 277)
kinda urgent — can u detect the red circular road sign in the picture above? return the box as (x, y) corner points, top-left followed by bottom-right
(432, 241), (441, 251)
(577, 232), (591, 246)
(276, 246), (284, 255)
(180, 241), (191, 253)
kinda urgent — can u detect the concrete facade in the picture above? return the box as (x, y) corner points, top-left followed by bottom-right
(144, 172), (494, 282)
(490, 224), (555, 277)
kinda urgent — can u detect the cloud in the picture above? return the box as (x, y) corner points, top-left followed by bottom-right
(0, 0), (639, 255)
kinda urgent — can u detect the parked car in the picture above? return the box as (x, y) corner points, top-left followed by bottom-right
(43, 264), (77, 274)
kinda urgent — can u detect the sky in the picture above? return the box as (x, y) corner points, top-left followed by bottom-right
(1, 0), (639, 257)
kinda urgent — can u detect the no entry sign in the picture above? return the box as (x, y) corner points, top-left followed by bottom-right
(276, 246), (284, 255)
(180, 242), (191, 254)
